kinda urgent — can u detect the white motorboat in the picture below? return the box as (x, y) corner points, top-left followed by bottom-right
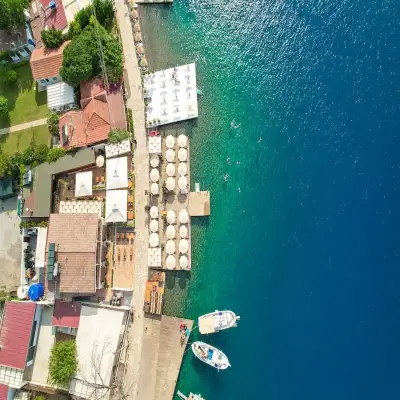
(198, 310), (240, 334)
(177, 391), (206, 400)
(191, 341), (230, 370)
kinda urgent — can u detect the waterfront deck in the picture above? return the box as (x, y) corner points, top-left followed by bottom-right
(188, 191), (210, 216)
(136, 315), (193, 400)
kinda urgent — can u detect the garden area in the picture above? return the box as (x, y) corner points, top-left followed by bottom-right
(0, 125), (50, 155)
(0, 63), (47, 128)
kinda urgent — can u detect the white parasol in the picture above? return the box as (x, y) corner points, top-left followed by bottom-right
(150, 168), (160, 182)
(167, 210), (176, 224)
(166, 255), (176, 270)
(150, 206), (158, 218)
(177, 134), (188, 147)
(166, 149), (175, 162)
(166, 135), (175, 148)
(166, 177), (175, 191)
(178, 176), (187, 191)
(96, 155), (105, 167)
(149, 219), (159, 232)
(166, 163), (176, 177)
(149, 232), (159, 247)
(166, 240), (176, 254)
(179, 209), (189, 224)
(178, 148), (187, 162)
(151, 182), (159, 195)
(179, 225), (188, 238)
(150, 156), (159, 168)
(178, 162), (187, 176)
(179, 255), (189, 268)
(179, 239), (189, 254)
(166, 224), (176, 239)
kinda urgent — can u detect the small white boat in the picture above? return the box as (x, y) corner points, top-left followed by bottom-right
(177, 391), (206, 400)
(191, 341), (230, 370)
(198, 310), (240, 334)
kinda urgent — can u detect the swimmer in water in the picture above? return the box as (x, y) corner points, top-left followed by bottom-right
(237, 188), (241, 193)
(230, 120), (241, 129)
(223, 174), (229, 181)
(226, 157), (231, 164)
(236, 161), (240, 165)
(258, 137), (262, 143)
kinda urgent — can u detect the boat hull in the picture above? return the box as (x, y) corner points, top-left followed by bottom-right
(198, 310), (239, 334)
(191, 341), (230, 370)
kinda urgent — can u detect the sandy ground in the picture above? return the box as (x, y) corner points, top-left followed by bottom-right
(0, 197), (21, 292)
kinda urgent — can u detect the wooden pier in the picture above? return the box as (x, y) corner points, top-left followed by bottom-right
(136, 315), (194, 400)
(188, 191), (210, 216)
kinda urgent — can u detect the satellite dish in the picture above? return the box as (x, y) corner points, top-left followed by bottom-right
(17, 285), (29, 300)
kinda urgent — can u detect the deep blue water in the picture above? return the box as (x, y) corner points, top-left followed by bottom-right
(141, 0), (400, 398)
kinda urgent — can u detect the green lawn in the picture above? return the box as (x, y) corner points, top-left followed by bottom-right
(0, 63), (48, 128)
(0, 125), (51, 155)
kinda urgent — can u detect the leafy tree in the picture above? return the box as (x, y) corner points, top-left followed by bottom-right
(1, 67), (17, 85)
(41, 28), (64, 48)
(103, 34), (123, 83)
(0, 0), (30, 30)
(46, 148), (66, 163)
(68, 20), (82, 38)
(46, 111), (60, 137)
(92, 0), (114, 28)
(49, 340), (77, 387)
(0, 153), (12, 178)
(34, 144), (50, 164)
(0, 96), (8, 117)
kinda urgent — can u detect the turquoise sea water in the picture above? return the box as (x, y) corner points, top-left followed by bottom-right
(140, 1), (400, 399)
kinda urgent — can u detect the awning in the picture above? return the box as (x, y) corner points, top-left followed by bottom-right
(106, 156), (128, 190)
(75, 171), (92, 197)
(105, 190), (128, 223)
(47, 81), (75, 110)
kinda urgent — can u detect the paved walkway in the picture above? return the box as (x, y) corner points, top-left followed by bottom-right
(0, 118), (47, 135)
(114, 2), (149, 399)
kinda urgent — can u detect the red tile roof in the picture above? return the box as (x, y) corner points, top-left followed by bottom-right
(60, 78), (126, 149)
(52, 300), (81, 328)
(39, 0), (68, 31)
(30, 40), (70, 80)
(46, 214), (99, 294)
(0, 302), (36, 370)
(0, 384), (8, 399)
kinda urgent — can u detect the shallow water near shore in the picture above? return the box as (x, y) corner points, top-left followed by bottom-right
(140, 1), (400, 399)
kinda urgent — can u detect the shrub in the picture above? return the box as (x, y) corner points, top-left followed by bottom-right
(47, 111), (59, 137)
(0, 153), (12, 178)
(108, 129), (130, 144)
(20, 220), (48, 229)
(68, 20), (82, 38)
(41, 28), (64, 48)
(71, 0), (114, 33)
(127, 108), (134, 137)
(0, 50), (10, 63)
(46, 148), (66, 163)
(3, 68), (17, 85)
(49, 340), (77, 387)
(34, 396), (46, 400)
(0, 96), (8, 116)
(34, 144), (50, 164)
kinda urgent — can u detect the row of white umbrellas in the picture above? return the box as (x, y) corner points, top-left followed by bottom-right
(166, 254), (189, 270)
(166, 209), (189, 224)
(164, 176), (188, 192)
(166, 134), (188, 149)
(165, 224), (188, 239)
(165, 148), (188, 162)
(165, 239), (189, 254)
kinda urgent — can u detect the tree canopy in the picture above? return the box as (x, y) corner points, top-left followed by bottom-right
(60, 23), (123, 87)
(0, 0), (30, 31)
(41, 28), (64, 48)
(49, 340), (77, 387)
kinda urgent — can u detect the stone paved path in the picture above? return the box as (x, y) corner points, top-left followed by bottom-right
(0, 118), (47, 135)
(114, 1), (149, 399)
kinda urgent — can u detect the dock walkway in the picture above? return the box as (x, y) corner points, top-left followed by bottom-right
(136, 316), (193, 400)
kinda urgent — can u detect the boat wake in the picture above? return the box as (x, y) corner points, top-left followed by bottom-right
(230, 119), (241, 129)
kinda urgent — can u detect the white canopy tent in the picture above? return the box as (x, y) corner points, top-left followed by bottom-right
(178, 148), (187, 162)
(149, 232), (159, 247)
(105, 139), (131, 159)
(166, 135), (175, 148)
(106, 190), (128, 223)
(75, 171), (92, 197)
(177, 134), (188, 147)
(179, 209), (189, 224)
(179, 225), (188, 238)
(166, 149), (175, 162)
(167, 210), (176, 224)
(150, 219), (159, 232)
(106, 156), (128, 190)
(166, 255), (176, 270)
(151, 182), (159, 195)
(166, 177), (175, 191)
(166, 224), (176, 239)
(179, 255), (189, 269)
(148, 136), (162, 153)
(148, 247), (162, 267)
(150, 155), (160, 168)
(166, 240), (176, 254)
(178, 176), (188, 191)
(150, 168), (160, 182)
(179, 239), (189, 254)
(150, 206), (159, 218)
(178, 162), (187, 176)
(166, 163), (176, 177)
(47, 81), (75, 111)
